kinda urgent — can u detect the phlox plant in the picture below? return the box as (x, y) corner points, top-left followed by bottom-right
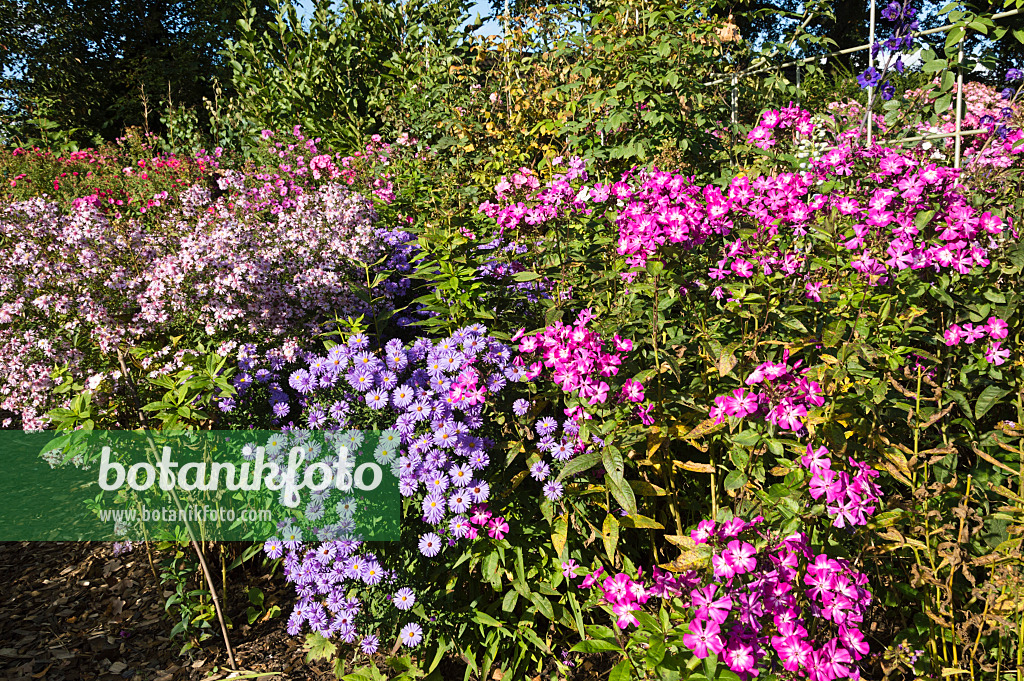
(566, 517), (873, 681)
(471, 100), (1024, 675)
(0, 130), (207, 222)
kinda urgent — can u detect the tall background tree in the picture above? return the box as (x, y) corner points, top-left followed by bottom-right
(0, 0), (276, 146)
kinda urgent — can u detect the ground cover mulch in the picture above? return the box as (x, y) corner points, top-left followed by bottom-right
(0, 542), (335, 680)
(0, 543), (616, 681)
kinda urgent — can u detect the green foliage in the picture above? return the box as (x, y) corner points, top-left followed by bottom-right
(0, 0), (277, 145)
(221, 0), (479, 154)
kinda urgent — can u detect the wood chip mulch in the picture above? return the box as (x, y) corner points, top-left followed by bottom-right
(0, 542), (616, 681)
(0, 541), (338, 681)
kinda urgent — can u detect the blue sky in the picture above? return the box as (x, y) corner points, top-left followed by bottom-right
(294, 0), (504, 37)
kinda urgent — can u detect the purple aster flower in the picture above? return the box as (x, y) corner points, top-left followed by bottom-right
(513, 398), (530, 416)
(286, 611), (304, 636)
(347, 332), (369, 350)
(329, 401), (349, 423)
(450, 515), (470, 538)
(530, 460), (551, 480)
(543, 480), (564, 500)
(426, 472), (450, 494)
(399, 478), (418, 497)
(218, 397), (236, 413)
(550, 439), (574, 461)
(448, 491), (471, 514)
(407, 398), (431, 421)
(468, 451), (490, 470)
(422, 493), (447, 524)
(418, 532), (443, 557)
(307, 406), (326, 428)
(535, 416), (558, 436)
(289, 369), (316, 394)
(392, 385), (415, 408)
(400, 622), (423, 647)
(377, 370), (398, 390)
(393, 587), (416, 610)
(468, 480), (490, 503)
(386, 347), (409, 372)
(307, 603), (329, 633)
(345, 556), (368, 581)
(363, 559), (384, 585)
(347, 366), (375, 392)
(1007, 68), (1023, 82)
(263, 538), (284, 559)
(449, 463), (473, 486)
(433, 423), (457, 448)
(360, 635), (379, 655)
(365, 390), (388, 409)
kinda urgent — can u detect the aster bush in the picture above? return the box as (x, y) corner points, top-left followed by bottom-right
(0, 129), (414, 430)
(228, 325), (582, 677)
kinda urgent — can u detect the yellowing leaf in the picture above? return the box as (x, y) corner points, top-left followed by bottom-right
(552, 514), (568, 558)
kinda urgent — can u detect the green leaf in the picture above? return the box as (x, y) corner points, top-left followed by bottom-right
(645, 636), (667, 668)
(975, 386), (1010, 420)
(723, 470), (748, 492)
(472, 611), (505, 629)
(731, 429), (759, 447)
(603, 512), (620, 562)
(609, 660), (631, 681)
(618, 514), (664, 529)
(557, 449), (601, 482)
(502, 589), (519, 613)
(530, 592), (555, 621)
(569, 638), (622, 653)
(304, 632), (337, 663)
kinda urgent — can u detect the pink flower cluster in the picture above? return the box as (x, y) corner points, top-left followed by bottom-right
(477, 156), (590, 234)
(801, 445), (883, 529)
(710, 354), (825, 433)
(573, 518), (872, 680)
(512, 308), (649, 422)
(478, 106), (1012, 301)
(458, 506), (509, 541)
(746, 105), (816, 150)
(686, 520), (872, 680)
(943, 317), (1011, 366)
(566, 558), (696, 624)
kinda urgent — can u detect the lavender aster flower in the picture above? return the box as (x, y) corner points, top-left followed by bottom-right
(535, 416), (558, 436)
(264, 538), (284, 559)
(418, 532), (443, 557)
(400, 622), (423, 647)
(393, 587), (416, 610)
(422, 493), (446, 524)
(360, 635), (379, 655)
(530, 460), (551, 480)
(543, 480), (564, 500)
(289, 369), (316, 394)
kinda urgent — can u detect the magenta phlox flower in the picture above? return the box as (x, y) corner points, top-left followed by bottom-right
(692, 584), (733, 624)
(682, 618), (725, 658)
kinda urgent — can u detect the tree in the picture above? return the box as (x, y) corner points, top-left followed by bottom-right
(0, 0), (277, 146)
